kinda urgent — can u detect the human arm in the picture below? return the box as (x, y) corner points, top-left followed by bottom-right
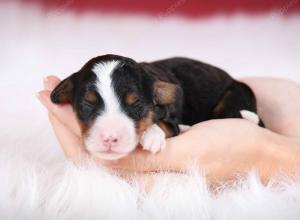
(37, 76), (300, 184)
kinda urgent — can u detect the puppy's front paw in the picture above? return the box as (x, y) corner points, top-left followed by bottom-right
(140, 124), (166, 154)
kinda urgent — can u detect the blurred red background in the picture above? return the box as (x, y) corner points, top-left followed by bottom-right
(25, 0), (300, 17)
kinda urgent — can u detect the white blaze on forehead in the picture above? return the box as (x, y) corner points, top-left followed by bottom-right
(92, 60), (121, 114)
(86, 60), (138, 159)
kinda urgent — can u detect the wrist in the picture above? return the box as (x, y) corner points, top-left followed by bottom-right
(258, 130), (300, 182)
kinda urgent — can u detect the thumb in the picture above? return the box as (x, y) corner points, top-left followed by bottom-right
(48, 113), (88, 161)
(36, 90), (81, 136)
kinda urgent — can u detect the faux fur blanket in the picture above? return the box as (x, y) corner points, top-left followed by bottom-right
(1, 2), (300, 219)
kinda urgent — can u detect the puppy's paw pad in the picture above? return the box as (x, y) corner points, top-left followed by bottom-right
(140, 124), (166, 154)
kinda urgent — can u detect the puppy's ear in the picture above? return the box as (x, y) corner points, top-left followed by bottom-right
(50, 76), (75, 104)
(153, 81), (178, 105)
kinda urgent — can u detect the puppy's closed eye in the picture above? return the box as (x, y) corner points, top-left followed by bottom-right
(125, 93), (139, 105)
(79, 91), (99, 122)
(84, 91), (98, 103)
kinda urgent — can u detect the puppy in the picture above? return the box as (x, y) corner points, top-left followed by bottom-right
(51, 54), (264, 160)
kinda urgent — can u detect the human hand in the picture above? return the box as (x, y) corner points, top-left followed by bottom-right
(241, 77), (300, 138)
(37, 76), (275, 183)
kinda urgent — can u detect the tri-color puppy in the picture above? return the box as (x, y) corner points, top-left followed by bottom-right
(51, 54), (264, 160)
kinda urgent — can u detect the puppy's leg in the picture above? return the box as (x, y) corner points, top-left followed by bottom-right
(211, 81), (265, 127)
(140, 121), (179, 154)
(140, 124), (166, 154)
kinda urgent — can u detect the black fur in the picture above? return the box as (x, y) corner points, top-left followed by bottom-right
(51, 54), (264, 138)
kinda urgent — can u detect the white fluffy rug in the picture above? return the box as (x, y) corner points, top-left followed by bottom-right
(1, 2), (300, 219)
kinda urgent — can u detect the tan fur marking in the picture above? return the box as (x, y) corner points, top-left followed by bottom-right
(157, 121), (173, 138)
(125, 93), (139, 105)
(78, 120), (88, 136)
(136, 111), (154, 138)
(153, 81), (177, 105)
(84, 91), (97, 103)
(77, 118), (93, 136)
(212, 90), (232, 114)
(213, 100), (225, 114)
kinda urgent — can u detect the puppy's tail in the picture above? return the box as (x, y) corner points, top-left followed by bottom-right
(240, 110), (265, 127)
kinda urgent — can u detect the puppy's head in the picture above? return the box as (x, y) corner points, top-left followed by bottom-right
(51, 55), (178, 160)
